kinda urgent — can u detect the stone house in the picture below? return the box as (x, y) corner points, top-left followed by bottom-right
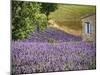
(81, 13), (96, 41)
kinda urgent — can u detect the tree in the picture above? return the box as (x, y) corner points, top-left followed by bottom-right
(34, 14), (47, 32)
(41, 3), (58, 20)
(12, 1), (47, 40)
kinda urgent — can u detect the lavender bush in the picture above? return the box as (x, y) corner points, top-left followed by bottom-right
(11, 28), (96, 74)
(20, 28), (82, 42)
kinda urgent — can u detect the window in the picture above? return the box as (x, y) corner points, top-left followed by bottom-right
(85, 22), (91, 34)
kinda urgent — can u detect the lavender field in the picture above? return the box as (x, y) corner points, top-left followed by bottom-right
(20, 28), (82, 42)
(11, 28), (96, 74)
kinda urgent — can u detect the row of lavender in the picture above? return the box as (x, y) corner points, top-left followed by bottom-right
(11, 41), (96, 74)
(20, 28), (82, 42)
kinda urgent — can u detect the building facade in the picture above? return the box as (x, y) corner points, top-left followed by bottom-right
(81, 13), (96, 41)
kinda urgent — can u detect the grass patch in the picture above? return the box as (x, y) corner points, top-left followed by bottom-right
(48, 4), (96, 30)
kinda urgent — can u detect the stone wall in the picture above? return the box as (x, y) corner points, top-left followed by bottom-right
(81, 15), (96, 41)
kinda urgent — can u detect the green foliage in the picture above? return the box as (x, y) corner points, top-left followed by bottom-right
(34, 14), (47, 32)
(12, 1), (45, 40)
(89, 57), (96, 69)
(12, 1), (58, 40)
(41, 3), (58, 19)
